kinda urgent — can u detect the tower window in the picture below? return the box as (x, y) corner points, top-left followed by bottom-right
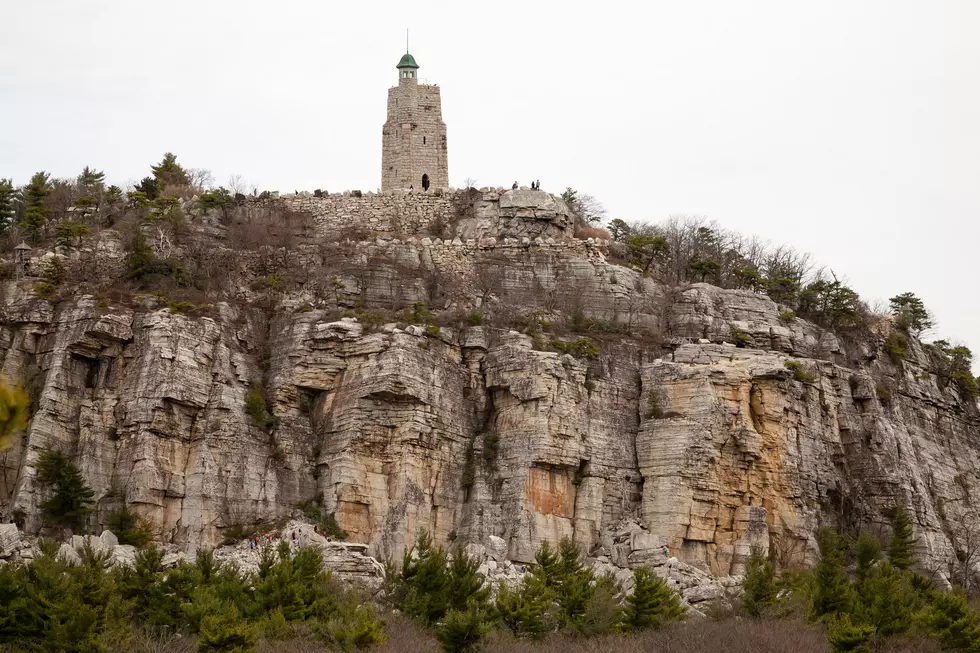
(423, 136), (426, 145)
(422, 174), (430, 191)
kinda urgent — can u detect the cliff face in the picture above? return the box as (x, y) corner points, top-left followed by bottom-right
(0, 188), (977, 583)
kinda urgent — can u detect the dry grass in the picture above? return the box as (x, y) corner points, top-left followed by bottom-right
(97, 616), (945, 653)
(573, 225), (611, 241)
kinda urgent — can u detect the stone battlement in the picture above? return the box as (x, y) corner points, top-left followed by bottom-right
(247, 187), (580, 243)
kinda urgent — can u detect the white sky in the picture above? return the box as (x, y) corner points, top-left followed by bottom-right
(2, 1), (978, 369)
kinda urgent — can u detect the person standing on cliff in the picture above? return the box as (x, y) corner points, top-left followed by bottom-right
(512, 181), (518, 190)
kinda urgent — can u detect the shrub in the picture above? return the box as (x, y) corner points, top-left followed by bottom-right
(298, 498), (348, 540)
(436, 607), (490, 653)
(731, 327), (754, 348)
(785, 360), (817, 383)
(36, 449), (95, 530)
(826, 613), (874, 653)
(647, 392), (666, 419)
(55, 220), (91, 250)
(549, 337), (599, 359)
(466, 311), (484, 326)
(482, 433), (500, 467)
(244, 381), (278, 430)
(883, 332), (908, 365)
(778, 309), (796, 323)
(876, 384), (893, 405)
(36, 256), (65, 299)
(107, 506), (154, 547)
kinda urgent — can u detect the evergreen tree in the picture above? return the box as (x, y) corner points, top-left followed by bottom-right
(35, 449), (95, 530)
(921, 589), (980, 650)
(197, 601), (256, 652)
(854, 532), (881, 584)
(741, 548), (777, 617)
(889, 292), (934, 335)
(436, 606), (490, 653)
(811, 527), (852, 619)
(20, 171), (50, 243)
(0, 178), (15, 233)
(853, 562), (916, 644)
(621, 566), (684, 631)
(888, 507), (917, 571)
(552, 538), (596, 629)
(393, 530), (450, 626)
(134, 177), (159, 201)
(826, 613), (875, 653)
(493, 575), (553, 639)
(151, 152), (190, 189)
(77, 166), (105, 192)
(446, 549), (490, 610)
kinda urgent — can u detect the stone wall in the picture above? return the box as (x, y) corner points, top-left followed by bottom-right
(250, 187), (576, 242)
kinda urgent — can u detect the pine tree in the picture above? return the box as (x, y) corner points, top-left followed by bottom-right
(197, 601), (256, 652)
(493, 575), (553, 639)
(854, 532), (881, 583)
(621, 566), (684, 631)
(888, 507), (916, 571)
(741, 548), (777, 617)
(0, 178), (15, 233)
(151, 152), (190, 189)
(889, 292), (934, 335)
(921, 589), (980, 650)
(394, 530), (450, 626)
(35, 449), (95, 531)
(20, 171), (50, 243)
(853, 562), (916, 644)
(826, 613), (875, 653)
(78, 166), (105, 192)
(446, 549), (490, 610)
(811, 527), (852, 619)
(436, 606), (490, 653)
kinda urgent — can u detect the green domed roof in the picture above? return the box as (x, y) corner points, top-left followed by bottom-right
(397, 53), (419, 69)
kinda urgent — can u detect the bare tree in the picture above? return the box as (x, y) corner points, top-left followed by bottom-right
(188, 168), (215, 192)
(462, 177), (478, 189)
(228, 174), (253, 196)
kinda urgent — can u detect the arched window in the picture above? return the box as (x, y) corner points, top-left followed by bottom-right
(423, 136), (426, 145)
(422, 174), (430, 191)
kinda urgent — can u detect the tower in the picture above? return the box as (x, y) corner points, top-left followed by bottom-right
(381, 49), (449, 192)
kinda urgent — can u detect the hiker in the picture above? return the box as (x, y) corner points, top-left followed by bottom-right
(249, 539), (254, 550)
(512, 181), (518, 190)
(291, 531), (296, 541)
(662, 544), (670, 558)
(536, 179), (540, 190)
(409, 185), (414, 191)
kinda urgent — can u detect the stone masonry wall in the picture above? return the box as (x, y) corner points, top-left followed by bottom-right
(382, 81), (448, 191)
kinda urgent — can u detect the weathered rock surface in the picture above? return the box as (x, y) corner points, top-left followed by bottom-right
(0, 190), (977, 592)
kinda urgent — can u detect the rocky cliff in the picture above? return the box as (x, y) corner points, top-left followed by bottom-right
(0, 188), (977, 588)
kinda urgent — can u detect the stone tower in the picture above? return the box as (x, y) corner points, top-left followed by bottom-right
(381, 50), (448, 192)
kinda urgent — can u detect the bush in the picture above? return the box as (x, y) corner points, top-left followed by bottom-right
(437, 607), (490, 653)
(298, 498), (348, 540)
(785, 360), (817, 383)
(36, 256), (65, 299)
(778, 309), (797, 323)
(647, 392), (666, 419)
(0, 379), (30, 452)
(549, 337), (599, 360)
(244, 381), (278, 430)
(883, 332), (908, 365)
(876, 384), (893, 405)
(107, 506), (154, 547)
(731, 327), (754, 348)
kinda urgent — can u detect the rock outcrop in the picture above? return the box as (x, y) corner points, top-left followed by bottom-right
(0, 189), (977, 591)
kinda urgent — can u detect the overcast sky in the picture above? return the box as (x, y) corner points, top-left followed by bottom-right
(2, 1), (978, 368)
